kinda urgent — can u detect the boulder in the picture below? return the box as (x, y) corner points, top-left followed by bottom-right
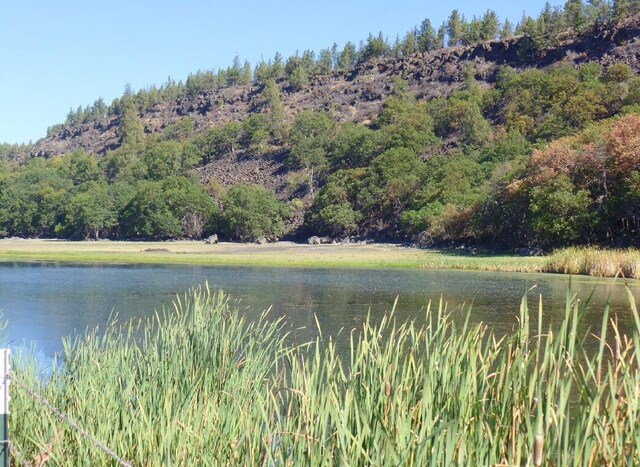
(204, 234), (218, 244)
(255, 236), (268, 245)
(308, 236), (321, 245)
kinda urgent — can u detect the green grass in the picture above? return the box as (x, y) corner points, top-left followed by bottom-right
(0, 239), (546, 272)
(6, 241), (640, 278)
(10, 284), (640, 465)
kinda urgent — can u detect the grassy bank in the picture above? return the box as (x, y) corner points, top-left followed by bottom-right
(0, 239), (545, 272)
(543, 246), (640, 279)
(5, 240), (640, 279)
(11, 285), (640, 465)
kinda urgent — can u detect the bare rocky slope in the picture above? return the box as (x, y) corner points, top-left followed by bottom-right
(28, 16), (640, 197)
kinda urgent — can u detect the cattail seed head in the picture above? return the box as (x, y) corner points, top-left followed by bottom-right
(385, 380), (391, 397)
(534, 433), (544, 466)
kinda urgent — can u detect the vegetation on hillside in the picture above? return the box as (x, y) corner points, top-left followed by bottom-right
(2, 1), (640, 248)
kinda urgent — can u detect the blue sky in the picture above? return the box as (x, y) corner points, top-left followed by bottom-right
(0, 1), (563, 144)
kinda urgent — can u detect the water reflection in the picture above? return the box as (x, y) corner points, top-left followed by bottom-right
(0, 262), (638, 357)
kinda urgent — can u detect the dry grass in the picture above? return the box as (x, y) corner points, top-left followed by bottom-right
(544, 246), (640, 278)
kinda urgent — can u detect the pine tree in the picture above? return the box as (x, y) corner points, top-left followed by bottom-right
(337, 42), (357, 70)
(272, 52), (285, 80)
(586, 0), (612, 24)
(501, 19), (514, 38)
(417, 18), (438, 52)
(317, 48), (333, 74)
(261, 79), (285, 141)
(436, 23), (447, 49)
(565, 0), (587, 31)
(241, 60), (252, 85)
(447, 10), (466, 46)
(612, 0), (630, 20)
(480, 10), (500, 40)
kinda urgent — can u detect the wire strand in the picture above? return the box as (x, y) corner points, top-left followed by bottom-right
(11, 374), (132, 467)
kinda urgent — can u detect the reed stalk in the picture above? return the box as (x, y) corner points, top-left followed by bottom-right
(10, 283), (640, 465)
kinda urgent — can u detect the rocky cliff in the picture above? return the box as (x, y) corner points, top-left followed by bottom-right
(29, 15), (640, 160)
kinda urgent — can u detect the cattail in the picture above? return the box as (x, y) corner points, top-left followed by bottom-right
(384, 380), (391, 397)
(534, 433), (544, 467)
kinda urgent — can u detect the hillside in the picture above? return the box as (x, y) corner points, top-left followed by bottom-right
(2, 9), (640, 248)
(32, 15), (640, 161)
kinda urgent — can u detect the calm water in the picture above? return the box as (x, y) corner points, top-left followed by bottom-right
(0, 262), (639, 357)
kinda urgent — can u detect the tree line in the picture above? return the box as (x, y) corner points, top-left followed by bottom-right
(55, 1), (640, 135)
(2, 59), (640, 247)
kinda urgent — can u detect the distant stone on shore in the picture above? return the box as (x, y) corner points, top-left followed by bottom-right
(308, 236), (333, 245)
(255, 236), (268, 245)
(204, 234), (219, 244)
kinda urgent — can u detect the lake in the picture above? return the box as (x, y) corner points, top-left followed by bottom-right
(1, 262), (639, 357)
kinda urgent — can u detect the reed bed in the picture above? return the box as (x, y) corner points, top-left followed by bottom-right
(10, 284), (640, 465)
(544, 246), (640, 278)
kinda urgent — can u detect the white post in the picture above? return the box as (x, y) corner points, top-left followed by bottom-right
(0, 349), (9, 467)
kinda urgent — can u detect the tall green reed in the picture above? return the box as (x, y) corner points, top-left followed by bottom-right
(10, 283), (640, 465)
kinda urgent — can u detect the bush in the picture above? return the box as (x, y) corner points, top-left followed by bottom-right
(222, 184), (290, 241)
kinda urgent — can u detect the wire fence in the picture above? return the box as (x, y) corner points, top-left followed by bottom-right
(11, 373), (133, 467)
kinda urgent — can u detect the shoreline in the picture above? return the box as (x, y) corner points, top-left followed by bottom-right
(0, 238), (546, 272)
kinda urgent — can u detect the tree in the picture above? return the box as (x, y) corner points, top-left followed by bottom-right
(376, 78), (438, 154)
(605, 114), (640, 178)
(397, 30), (417, 57)
(0, 160), (72, 237)
(226, 55), (242, 86)
(198, 123), (243, 163)
(222, 184), (290, 241)
(64, 182), (117, 239)
(120, 98), (145, 149)
(564, 0), (587, 31)
(243, 115), (271, 156)
(261, 79), (286, 140)
(360, 32), (389, 61)
(613, 0), (631, 19)
(337, 42), (357, 70)
(436, 23), (447, 49)
(288, 65), (309, 91)
(307, 202), (362, 237)
(143, 140), (186, 180)
(501, 19), (514, 38)
(305, 169), (365, 236)
(120, 181), (182, 238)
(529, 175), (594, 245)
(316, 48), (333, 75)
(56, 151), (101, 185)
(162, 176), (219, 238)
(253, 60), (272, 84)
(288, 111), (336, 187)
(356, 148), (427, 233)
(586, 0), (612, 24)
(417, 18), (438, 52)
(447, 10), (466, 46)
(480, 10), (500, 40)
(271, 52), (285, 80)
(329, 123), (381, 169)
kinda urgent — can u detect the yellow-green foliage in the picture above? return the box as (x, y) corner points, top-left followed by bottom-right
(544, 246), (640, 278)
(11, 285), (640, 465)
